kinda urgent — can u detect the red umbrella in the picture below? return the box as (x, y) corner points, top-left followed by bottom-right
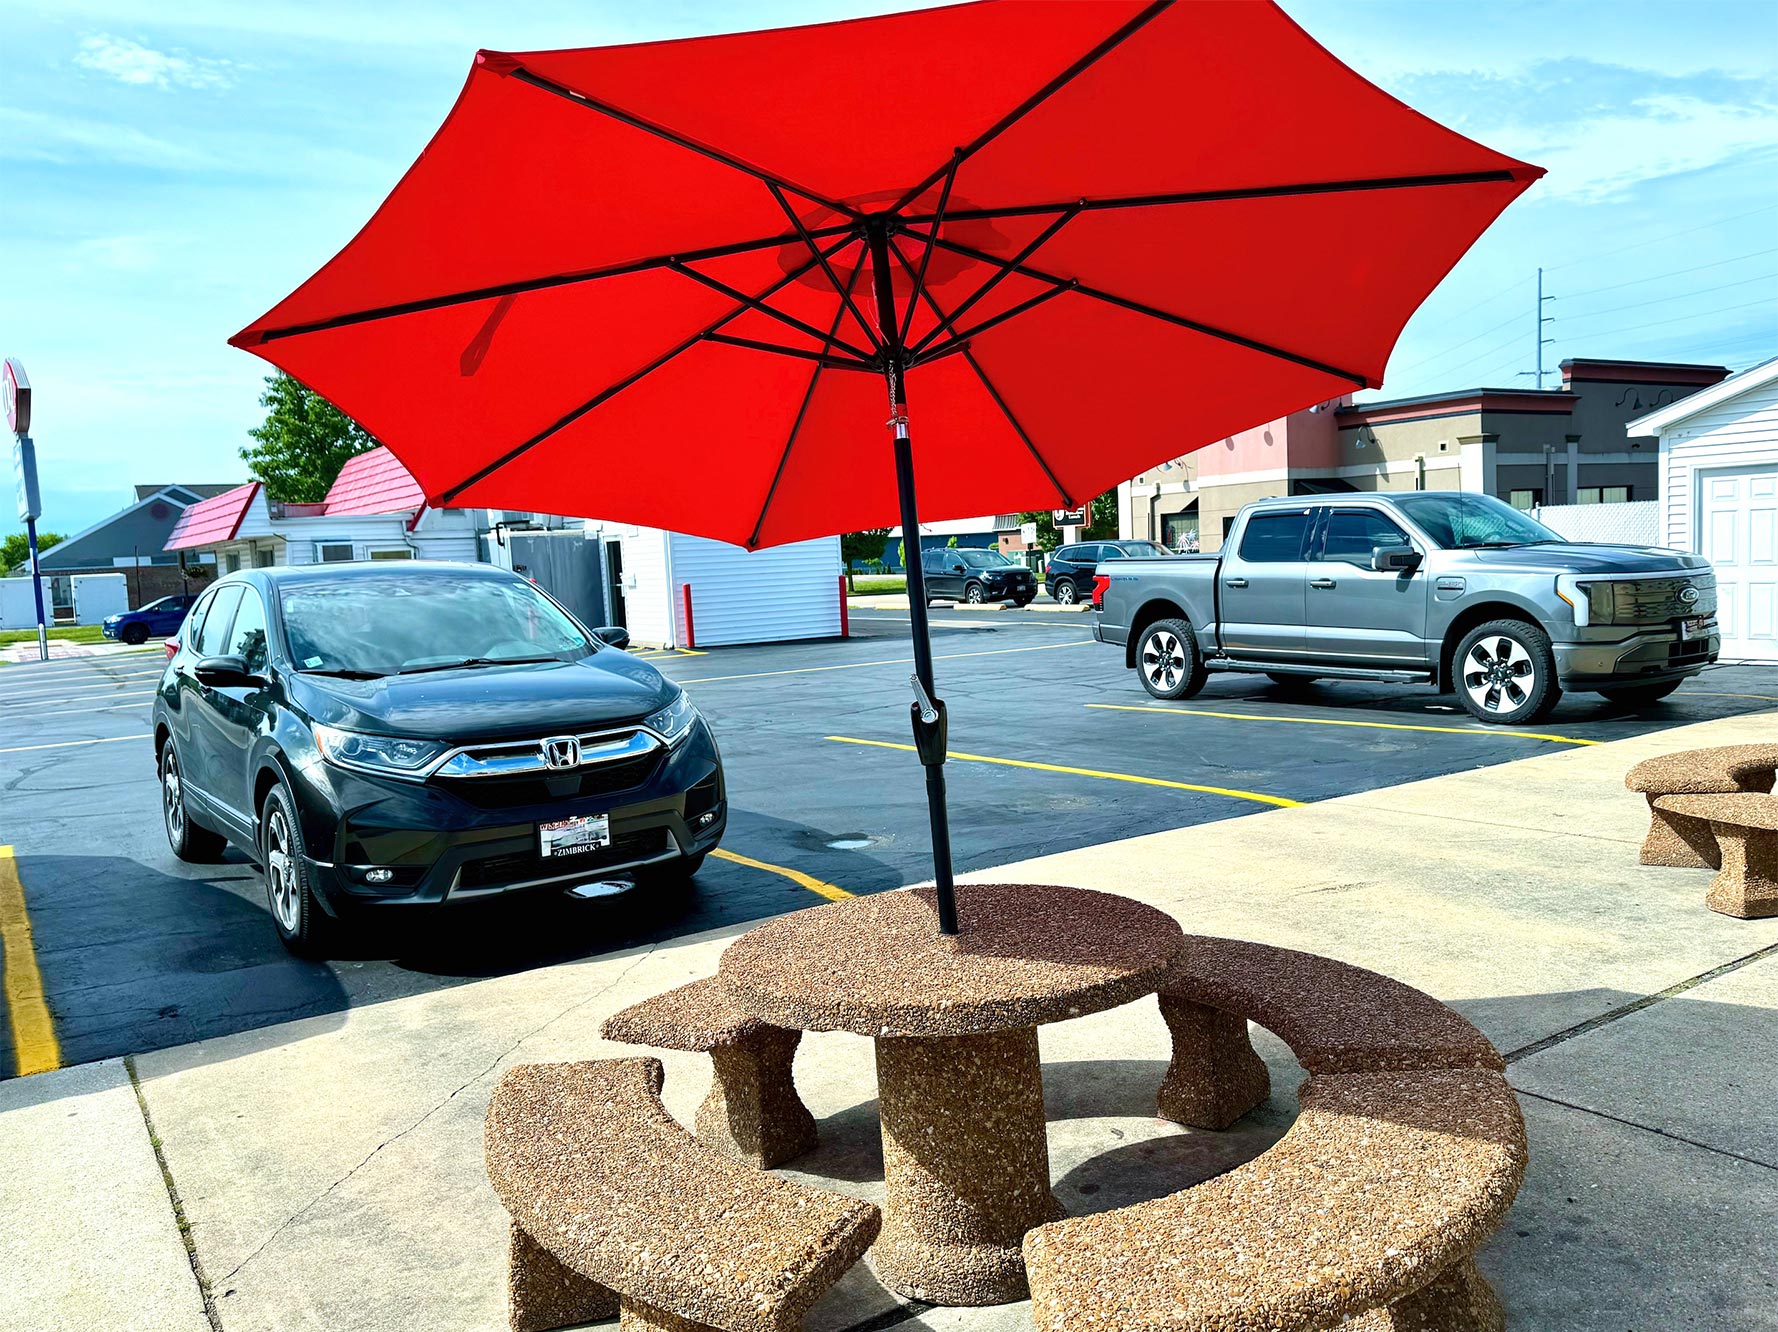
(232, 0), (1541, 932)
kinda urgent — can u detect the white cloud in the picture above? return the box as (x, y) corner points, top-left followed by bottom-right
(73, 34), (236, 91)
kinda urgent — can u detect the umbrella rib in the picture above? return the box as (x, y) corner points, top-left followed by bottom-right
(908, 283), (1076, 368)
(434, 237), (854, 506)
(888, 237), (1074, 509)
(766, 183), (881, 354)
(667, 259), (879, 366)
(702, 331), (875, 372)
(746, 260), (867, 549)
(900, 169), (1528, 225)
(239, 225), (854, 345)
(907, 202), (1083, 358)
(901, 225), (1371, 387)
(506, 67), (863, 222)
(897, 151), (961, 350)
(887, 0), (1173, 217)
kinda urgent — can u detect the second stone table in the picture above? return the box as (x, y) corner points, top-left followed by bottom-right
(717, 882), (1183, 1306)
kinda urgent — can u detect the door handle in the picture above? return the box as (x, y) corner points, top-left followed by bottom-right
(1310, 578), (1337, 589)
(1224, 578), (1248, 589)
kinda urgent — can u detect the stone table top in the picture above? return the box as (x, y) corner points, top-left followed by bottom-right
(718, 884), (1184, 1038)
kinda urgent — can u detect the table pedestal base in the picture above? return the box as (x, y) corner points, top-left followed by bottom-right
(871, 1027), (1064, 1306)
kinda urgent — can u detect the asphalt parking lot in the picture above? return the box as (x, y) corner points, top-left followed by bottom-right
(2, 608), (1775, 1078)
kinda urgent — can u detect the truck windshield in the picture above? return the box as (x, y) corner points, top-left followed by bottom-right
(1393, 493), (1563, 549)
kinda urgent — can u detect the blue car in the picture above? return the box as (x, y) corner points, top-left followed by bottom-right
(103, 593), (199, 645)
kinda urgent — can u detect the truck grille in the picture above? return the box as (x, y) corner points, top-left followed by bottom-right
(1608, 575), (1716, 624)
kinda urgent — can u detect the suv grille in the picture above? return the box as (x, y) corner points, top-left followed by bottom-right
(1607, 575), (1716, 624)
(434, 752), (662, 809)
(457, 828), (670, 889)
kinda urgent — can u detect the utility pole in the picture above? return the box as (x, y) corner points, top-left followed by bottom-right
(1534, 267), (1555, 390)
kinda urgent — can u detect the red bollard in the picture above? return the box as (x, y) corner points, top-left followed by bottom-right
(839, 575), (849, 638)
(681, 583), (696, 649)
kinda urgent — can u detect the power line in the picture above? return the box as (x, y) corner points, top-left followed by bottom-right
(1391, 306), (1528, 376)
(1544, 202), (1778, 273)
(1557, 272), (1776, 324)
(1558, 247), (1778, 301)
(1557, 295), (1777, 342)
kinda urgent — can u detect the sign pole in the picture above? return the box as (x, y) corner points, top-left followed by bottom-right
(23, 513), (47, 663)
(6, 358), (45, 663)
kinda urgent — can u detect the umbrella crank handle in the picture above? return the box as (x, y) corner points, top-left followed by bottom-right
(908, 674), (948, 767)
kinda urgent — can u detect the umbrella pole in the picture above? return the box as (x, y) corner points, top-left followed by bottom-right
(868, 222), (959, 935)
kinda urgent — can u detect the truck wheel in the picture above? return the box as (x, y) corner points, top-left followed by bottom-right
(1454, 619), (1559, 725)
(1136, 618), (1208, 700)
(1597, 679), (1684, 708)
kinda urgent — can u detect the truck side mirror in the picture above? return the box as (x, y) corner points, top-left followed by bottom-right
(1372, 546), (1422, 574)
(592, 626), (631, 650)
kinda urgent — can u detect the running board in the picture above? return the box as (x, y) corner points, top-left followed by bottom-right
(1205, 659), (1433, 685)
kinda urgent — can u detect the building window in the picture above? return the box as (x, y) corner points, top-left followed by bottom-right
(254, 548), (275, 568)
(368, 548), (413, 560)
(1507, 489), (1543, 511)
(1575, 486), (1631, 505)
(1161, 512), (1198, 552)
(314, 542), (355, 563)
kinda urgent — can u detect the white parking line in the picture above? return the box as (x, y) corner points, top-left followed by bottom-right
(0, 734), (152, 755)
(10, 700), (155, 720)
(0, 679), (165, 703)
(678, 638), (1093, 685)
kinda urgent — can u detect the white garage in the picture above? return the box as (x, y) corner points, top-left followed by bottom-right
(1634, 356), (1778, 662)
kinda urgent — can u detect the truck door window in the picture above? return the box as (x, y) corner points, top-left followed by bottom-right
(1237, 511), (1312, 562)
(1319, 510), (1412, 567)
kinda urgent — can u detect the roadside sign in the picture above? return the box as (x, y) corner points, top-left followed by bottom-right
(12, 434), (39, 522)
(1052, 507), (1086, 525)
(3, 358), (29, 436)
(1020, 521), (1037, 544)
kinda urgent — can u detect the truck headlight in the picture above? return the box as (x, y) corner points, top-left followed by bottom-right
(644, 691), (699, 745)
(1554, 576), (1612, 628)
(312, 723), (450, 779)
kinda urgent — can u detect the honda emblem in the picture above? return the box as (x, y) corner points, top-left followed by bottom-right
(541, 736), (582, 770)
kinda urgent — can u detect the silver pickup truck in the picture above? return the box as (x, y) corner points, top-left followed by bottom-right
(1096, 492), (1719, 725)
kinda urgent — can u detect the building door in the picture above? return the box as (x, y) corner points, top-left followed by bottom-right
(604, 540), (627, 629)
(1699, 465), (1778, 662)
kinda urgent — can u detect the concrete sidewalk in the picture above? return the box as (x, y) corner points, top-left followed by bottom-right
(6, 712), (1777, 1331)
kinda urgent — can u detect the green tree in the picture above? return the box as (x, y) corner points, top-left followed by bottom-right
(1018, 491), (1118, 553)
(240, 373), (379, 502)
(840, 528), (891, 590)
(2, 530), (62, 573)
(946, 535), (959, 548)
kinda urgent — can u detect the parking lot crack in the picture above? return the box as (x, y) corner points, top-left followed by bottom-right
(126, 1056), (225, 1332)
(212, 943), (662, 1288)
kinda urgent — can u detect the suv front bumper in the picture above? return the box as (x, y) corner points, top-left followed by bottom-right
(1554, 623), (1719, 688)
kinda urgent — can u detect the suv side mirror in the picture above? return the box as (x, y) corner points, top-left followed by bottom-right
(592, 626), (631, 650)
(194, 654), (265, 689)
(1372, 546), (1423, 573)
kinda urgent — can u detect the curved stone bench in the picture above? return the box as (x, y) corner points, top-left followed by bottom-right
(1154, 937), (1503, 1131)
(1652, 793), (1778, 919)
(1626, 744), (1778, 868)
(485, 1058), (879, 1332)
(1025, 1067), (1527, 1332)
(602, 977), (818, 1168)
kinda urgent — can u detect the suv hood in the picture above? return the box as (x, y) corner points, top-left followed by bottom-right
(1458, 544), (1711, 576)
(288, 652), (677, 741)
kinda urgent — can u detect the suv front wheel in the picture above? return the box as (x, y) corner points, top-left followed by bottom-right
(1454, 619), (1559, 725)
(261, 780), (336, 956)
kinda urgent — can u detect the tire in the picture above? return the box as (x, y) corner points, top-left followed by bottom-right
(260, 780), (336, 957)
(1052, 579), (1078, 606)
(963, 582), (986, 605)
(160, 742), (227, 863)
(1597, 679), (1684, 708)
(1136, 617), (1209, 701)
(1454, 619), (1560, 725)
(1265, 672), (1318, 691)
(641, 852), (707, 886)
(1013, 596), (1033, 608)
(122, 623), (149, 646)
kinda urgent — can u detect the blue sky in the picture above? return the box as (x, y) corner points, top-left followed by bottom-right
(3, 0), (1775, 540)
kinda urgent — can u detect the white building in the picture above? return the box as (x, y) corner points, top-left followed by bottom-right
(1630, 355), (1778, 662)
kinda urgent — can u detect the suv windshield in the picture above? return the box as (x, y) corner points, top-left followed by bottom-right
(956, 549), (1016, 568)
(1393, 493), (1562, 549)
(281, 572), (593, 677)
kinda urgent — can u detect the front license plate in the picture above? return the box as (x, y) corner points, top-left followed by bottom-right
(1679, 616), (1711, 641)
(539, 813), (610, 857)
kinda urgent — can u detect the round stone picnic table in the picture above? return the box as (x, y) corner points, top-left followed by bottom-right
(717, 882), (1184, 1306)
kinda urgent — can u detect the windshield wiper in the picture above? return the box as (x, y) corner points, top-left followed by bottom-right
(299, 667), (386, 680)
(395, 655), (560, 676)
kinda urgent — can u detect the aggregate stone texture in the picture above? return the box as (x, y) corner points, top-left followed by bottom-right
(870, 1026), (1066, 1307)
(1022, 1068), (1527, 1332)
(1653, 793), (1778, 918)
(1162, 936), (1505, 1076)
(484, 1058), (880, 1332)
(509, 1219), (619, 1332)
(1154, 994), (1272, 1130)
(718, 883), (1183, 1038)
(603, 979), (818, 1168)
(1626, 744), (1778, 867)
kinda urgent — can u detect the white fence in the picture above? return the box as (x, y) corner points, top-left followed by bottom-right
(1531, 500), (1664, 548)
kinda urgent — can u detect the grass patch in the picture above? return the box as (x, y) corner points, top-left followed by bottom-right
(0, 624), (108, 646)
(850, 576), (907, 594)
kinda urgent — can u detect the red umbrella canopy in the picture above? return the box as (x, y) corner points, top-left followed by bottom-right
(232, 0), (1541, 550)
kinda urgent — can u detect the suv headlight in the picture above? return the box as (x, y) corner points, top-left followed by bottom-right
(644, 691), (699, 745)
(312, 723), (451, 779)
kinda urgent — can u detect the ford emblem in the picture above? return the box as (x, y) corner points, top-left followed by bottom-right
(1678, 584), (1700, 606)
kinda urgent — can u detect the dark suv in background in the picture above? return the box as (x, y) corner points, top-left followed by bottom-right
(1046, 540), (1171, 605)
(920, 547), (1037, 605)
(152, 564), (724, 954)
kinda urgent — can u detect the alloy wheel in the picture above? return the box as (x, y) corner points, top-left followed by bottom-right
(965, 584), (984, 604)
(162, 752), (185, 843)
(1142, 630), (1186, 691)
(265, 807), (300, 933)
(1463, 635), (1537, 715)
(1055, 581), (1077, 605)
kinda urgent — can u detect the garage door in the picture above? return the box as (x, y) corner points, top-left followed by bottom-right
(1700, 465), (1778, 661)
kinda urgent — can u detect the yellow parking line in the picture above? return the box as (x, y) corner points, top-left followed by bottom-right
(0, 734), (152, 755)
(681, 638), (1091, 685)
(710, 848), (852, 902)
(1086, 703), (1597, 746)
(0, 846), (60, 1077)
(826, 736), (1301, 808)
(1681, 691), (1778, 702)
